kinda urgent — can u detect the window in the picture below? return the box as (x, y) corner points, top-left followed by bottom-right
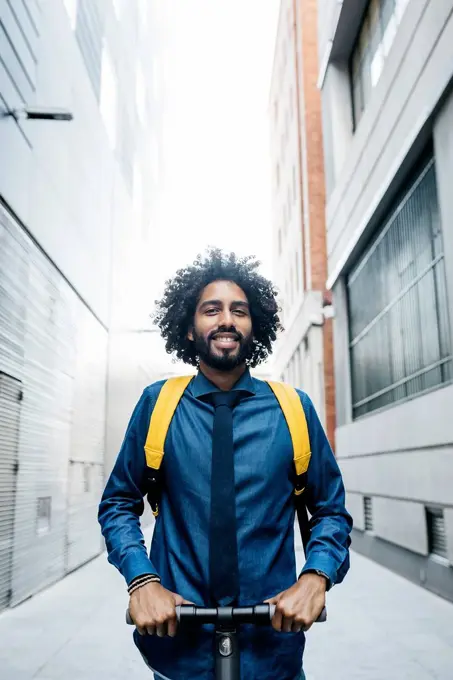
(36, 497), (51, 535)
(350, 0), (410, 127)
(426, 508), (448, 559)
(347, 158), (452, 419)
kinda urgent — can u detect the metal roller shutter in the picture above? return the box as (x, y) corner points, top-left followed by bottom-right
(0, 204), (107, 608)
(0, 373), (22, 612)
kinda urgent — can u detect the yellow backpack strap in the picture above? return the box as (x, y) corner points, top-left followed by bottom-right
(144, 375), (194, 515)
(266, 381), (311, 496)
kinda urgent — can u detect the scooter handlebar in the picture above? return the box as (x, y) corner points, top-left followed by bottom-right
(175, 604), (326, 624)
(126, 603), (326, 625)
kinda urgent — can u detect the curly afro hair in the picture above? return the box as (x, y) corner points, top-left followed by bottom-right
(153, 248), (283, 368)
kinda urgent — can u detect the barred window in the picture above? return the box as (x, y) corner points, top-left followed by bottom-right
(347, 158), (452, 419)
(351, 0), (410, 128)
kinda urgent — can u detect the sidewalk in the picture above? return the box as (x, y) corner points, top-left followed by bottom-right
(1, 530), (453, 680)
(302, 552), (453, 680)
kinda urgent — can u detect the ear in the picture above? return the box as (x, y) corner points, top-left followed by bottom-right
(187, 327), (194, 342)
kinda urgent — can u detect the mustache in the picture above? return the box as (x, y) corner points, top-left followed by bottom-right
(208, 326), (242, 342)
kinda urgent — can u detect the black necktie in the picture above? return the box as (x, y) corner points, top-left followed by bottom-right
(209, 390), (241, 606)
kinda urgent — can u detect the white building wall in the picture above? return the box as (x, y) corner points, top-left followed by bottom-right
(0, 0), (165, 608)
(318, 0), (453, 600)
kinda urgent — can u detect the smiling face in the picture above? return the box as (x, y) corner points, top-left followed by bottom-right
(187, 280), (254, 371)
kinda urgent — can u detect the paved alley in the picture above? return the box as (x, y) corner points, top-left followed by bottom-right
(1, 530), (452, 680)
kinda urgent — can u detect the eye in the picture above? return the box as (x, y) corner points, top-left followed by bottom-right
(234, 310), (246, 316)
(205, 308), (219, 315)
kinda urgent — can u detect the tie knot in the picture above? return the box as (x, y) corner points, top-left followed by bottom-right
(210, 390), (241, 409)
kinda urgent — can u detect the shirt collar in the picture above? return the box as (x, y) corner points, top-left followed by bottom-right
(191, 367), (256, 400)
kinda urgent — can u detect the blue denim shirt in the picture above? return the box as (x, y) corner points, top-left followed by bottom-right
(98, 370), (352, 680)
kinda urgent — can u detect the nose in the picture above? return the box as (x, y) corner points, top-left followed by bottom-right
(218, 308), (234, 328)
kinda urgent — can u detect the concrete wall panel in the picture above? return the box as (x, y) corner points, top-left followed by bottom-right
(336, 385), (453, 457)
(339, 447), (453, 507)
(373, 497), (429, 556)
(324, 0), (453, 280)
(346, 491), (364, 531)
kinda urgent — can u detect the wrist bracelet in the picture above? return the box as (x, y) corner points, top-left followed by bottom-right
(128, 575), (161, 596)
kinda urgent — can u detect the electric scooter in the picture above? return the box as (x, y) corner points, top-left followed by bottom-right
(127, 603), (326, 680)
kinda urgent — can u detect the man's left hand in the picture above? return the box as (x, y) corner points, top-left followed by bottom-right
(264, 572), (327, 633)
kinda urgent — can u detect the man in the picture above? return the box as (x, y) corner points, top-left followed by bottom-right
(99, 249), (352, 679)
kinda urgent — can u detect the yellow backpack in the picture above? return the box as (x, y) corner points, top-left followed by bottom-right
(144, 375), (312, 546)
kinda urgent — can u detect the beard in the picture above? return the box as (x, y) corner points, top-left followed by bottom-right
(192, 325), (254, 371)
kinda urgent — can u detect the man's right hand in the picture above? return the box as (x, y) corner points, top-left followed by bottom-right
(129, 581), (192, 638)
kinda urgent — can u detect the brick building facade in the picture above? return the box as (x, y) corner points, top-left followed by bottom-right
(270, 0), (335, 445)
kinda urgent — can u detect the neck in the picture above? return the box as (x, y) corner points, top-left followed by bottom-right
(199, 361), (247, 391)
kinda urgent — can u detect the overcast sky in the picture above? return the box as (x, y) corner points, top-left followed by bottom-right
(151, 1), (280, 297)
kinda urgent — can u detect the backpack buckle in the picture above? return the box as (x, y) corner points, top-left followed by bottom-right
(146, 468), (162, 517)
(294, 471), (307, 496)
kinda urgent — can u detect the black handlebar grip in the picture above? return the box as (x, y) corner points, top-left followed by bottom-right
(317, 606), (327, 623)
(266, 604), (326, 623)
(127, 603), (326, 627)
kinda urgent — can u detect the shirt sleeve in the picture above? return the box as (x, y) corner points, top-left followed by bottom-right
(297, 392), (353, 587)
(98, 388), (159, 586)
